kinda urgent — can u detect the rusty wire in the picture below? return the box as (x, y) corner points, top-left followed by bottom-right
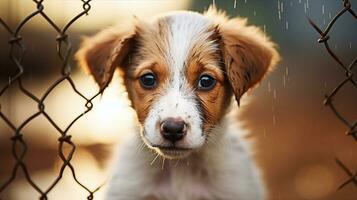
(308, 0), (357, 190)
(0, 0), (105, 199)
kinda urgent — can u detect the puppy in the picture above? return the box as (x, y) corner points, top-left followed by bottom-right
(76, 6), (279, 200)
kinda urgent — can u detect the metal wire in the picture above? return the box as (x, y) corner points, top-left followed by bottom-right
(0, 0), (105, 199)
(0, 0), (356, 199)
(308, 0), (357, 190)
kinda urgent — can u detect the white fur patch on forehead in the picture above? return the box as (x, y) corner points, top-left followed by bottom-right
(162, 12), (216, 71)
(134, 11), (219, 73)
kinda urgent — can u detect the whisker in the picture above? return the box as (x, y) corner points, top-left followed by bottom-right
(150, 153), (160, 165)
(161, 157), (166, 170)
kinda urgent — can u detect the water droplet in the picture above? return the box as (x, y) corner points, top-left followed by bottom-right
(273, 89), (277, 99)
(278, 0), (280, 10)
(286, 21), (289, 30)
(234, 0), (237, 8)
(281, 2), (284, 13)
(254, 9), (256, 16)
(278, 11), (282, 20)
(322, 4), (325, 15)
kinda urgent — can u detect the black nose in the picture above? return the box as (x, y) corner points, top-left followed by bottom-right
(160, 118), (187, 143)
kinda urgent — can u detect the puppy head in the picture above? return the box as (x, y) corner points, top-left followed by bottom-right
(76, 8), (279, 159)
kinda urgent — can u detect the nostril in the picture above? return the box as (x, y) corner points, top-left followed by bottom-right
(162, 120), (185, 133)
(160, 118), (187, 143)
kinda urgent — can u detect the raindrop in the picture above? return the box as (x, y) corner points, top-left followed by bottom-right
(299, 0), (302, 4)
(281, 2), (284, 13)
(273, 89), (277, 99)
(245, 0), (247, 4)
(350, 42), (352, 49)
(306, 0), (309, 9)
(283, 75), (286, 87)
(322, 4), (325, 15)
(268, 81), (271, 93)
(234, 0), (237, 8)
(278, 11), (282, 20)
(278, 0), (280, 10)
(290, 1), (293, 7)
(286, 21), (289, 30)
(329, 12), (332, 20)
(304, 3), (307, 13)
(254, 9), (256, 16)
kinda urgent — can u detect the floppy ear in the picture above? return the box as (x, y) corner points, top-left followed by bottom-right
(220, 20), (280, 104)
(75, 25), (136, 91)
(206, 8), (280, 105)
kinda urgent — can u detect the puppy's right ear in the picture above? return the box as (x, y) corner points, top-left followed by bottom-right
(75, 25), (136, 91)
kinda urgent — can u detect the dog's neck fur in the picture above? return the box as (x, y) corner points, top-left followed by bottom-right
(106, 113), (264, 200)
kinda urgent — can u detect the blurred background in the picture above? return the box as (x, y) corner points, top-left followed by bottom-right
(0, 0), (356, 199)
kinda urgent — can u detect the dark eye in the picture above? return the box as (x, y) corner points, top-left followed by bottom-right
(198, 75), (216, 90)
(139, 73), (156, 89)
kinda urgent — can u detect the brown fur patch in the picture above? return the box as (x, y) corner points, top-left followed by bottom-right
(75, 23), (136, 90)
(205, 6), (280, 104)
(121, 17), (172, 123)
(124, 62), (169, 124)
(184, 34), (232, 133)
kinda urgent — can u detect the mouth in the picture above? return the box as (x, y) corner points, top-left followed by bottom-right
(152, 145), (192, 159)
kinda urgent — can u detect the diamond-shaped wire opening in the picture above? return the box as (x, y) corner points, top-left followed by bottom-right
(40, 77), (88, 133)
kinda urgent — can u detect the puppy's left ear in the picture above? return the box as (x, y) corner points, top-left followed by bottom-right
(218, 18), (280, 104)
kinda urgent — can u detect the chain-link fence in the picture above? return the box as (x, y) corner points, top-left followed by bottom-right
(308, 0), (357, 190)
(0, 0), (105, 199)
(0, 0), (356, 199)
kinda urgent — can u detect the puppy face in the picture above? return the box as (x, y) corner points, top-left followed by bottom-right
(76, 8), (279, 159)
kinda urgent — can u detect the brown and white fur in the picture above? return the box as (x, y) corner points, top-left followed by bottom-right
(76, 7), (279, 200)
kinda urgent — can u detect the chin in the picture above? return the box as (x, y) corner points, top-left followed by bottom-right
(156, 147), (193, 159)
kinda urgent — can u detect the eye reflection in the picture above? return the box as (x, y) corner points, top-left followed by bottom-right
(198, 74), (216, 90)
(139, 73), (156, 89)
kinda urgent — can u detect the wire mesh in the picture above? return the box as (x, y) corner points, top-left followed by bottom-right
(0, 0), (356, 199)
(308, 0), (357, 190)
(0, 0), (105, 199)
